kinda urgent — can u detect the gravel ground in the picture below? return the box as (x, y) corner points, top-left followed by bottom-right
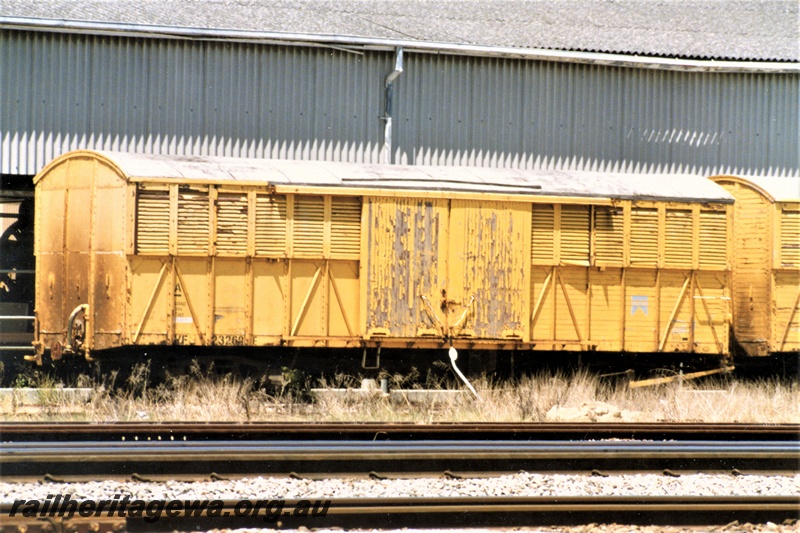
(4, 474), (797, 533)
(2, 472), (798, 501)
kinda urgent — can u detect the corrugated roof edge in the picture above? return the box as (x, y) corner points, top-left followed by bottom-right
(2, 16), (798, 74)
(79, 150), (735, 205)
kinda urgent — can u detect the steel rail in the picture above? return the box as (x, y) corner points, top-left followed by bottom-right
(2, 421), (798, 442)
(2, 496), (799, 532)
(2, 439), (797, 478)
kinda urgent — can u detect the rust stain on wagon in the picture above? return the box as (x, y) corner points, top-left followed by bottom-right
(366, 198), (443, 338)
(449, 200), (528, 340)
(29, 150), (738, 362)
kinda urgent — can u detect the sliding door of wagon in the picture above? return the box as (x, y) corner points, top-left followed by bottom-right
(364, 197), (448, 340)
(448, 200), (530, 341)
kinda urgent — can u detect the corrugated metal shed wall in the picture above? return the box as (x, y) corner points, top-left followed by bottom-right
(393, 55), (799, 175)
(2, 30), (798, 177)
(2, 31), (387, 173)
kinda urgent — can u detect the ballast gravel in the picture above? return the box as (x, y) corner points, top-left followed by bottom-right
(1, 472), (798, 502)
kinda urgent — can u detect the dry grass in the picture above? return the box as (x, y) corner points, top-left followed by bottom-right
(2, 363), (798, 424)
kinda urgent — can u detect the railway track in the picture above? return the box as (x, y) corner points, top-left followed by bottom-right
(3, 421), (799, 441)
(2, 439), (798, 479)
(2, 422), (798, 531)
(2, 422), (798, 479)
(2, 495), (799, 532)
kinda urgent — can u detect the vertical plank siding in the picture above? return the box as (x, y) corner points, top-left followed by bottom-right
(128, 183), (365, 347)
(780, 207), (800, 267)
(711, 177), (800, 355)
(448, 200), (530, 339)
(34, 152), (737, 359)
(254, 196), (287, 256)
(629, 208), (659, 266)
(129, 187), (733, 353)
(364, 197), (447, 339)
(215, 192), (249, 255)
(527, 201), (730, 354)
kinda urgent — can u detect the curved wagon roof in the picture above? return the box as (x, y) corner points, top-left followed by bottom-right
(709, 175), (800, 203)
(38, 150), (735, 204)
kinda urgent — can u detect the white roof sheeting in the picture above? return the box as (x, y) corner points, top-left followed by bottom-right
(98, 151), (734, 204)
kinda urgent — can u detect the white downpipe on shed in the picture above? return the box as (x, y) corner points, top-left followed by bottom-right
(382, 47), (404, 164)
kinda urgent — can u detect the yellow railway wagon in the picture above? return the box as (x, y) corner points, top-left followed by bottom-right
(710, 175), (800, 356)
(30, 150), (734, 364)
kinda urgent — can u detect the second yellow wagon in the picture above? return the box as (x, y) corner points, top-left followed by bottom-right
(710, 175), (800, 357)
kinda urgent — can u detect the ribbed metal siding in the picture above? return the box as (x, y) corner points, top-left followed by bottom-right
(393, 56), (799, 176)
(2, 30), (798, 177)
(1, 30), (386, 174)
